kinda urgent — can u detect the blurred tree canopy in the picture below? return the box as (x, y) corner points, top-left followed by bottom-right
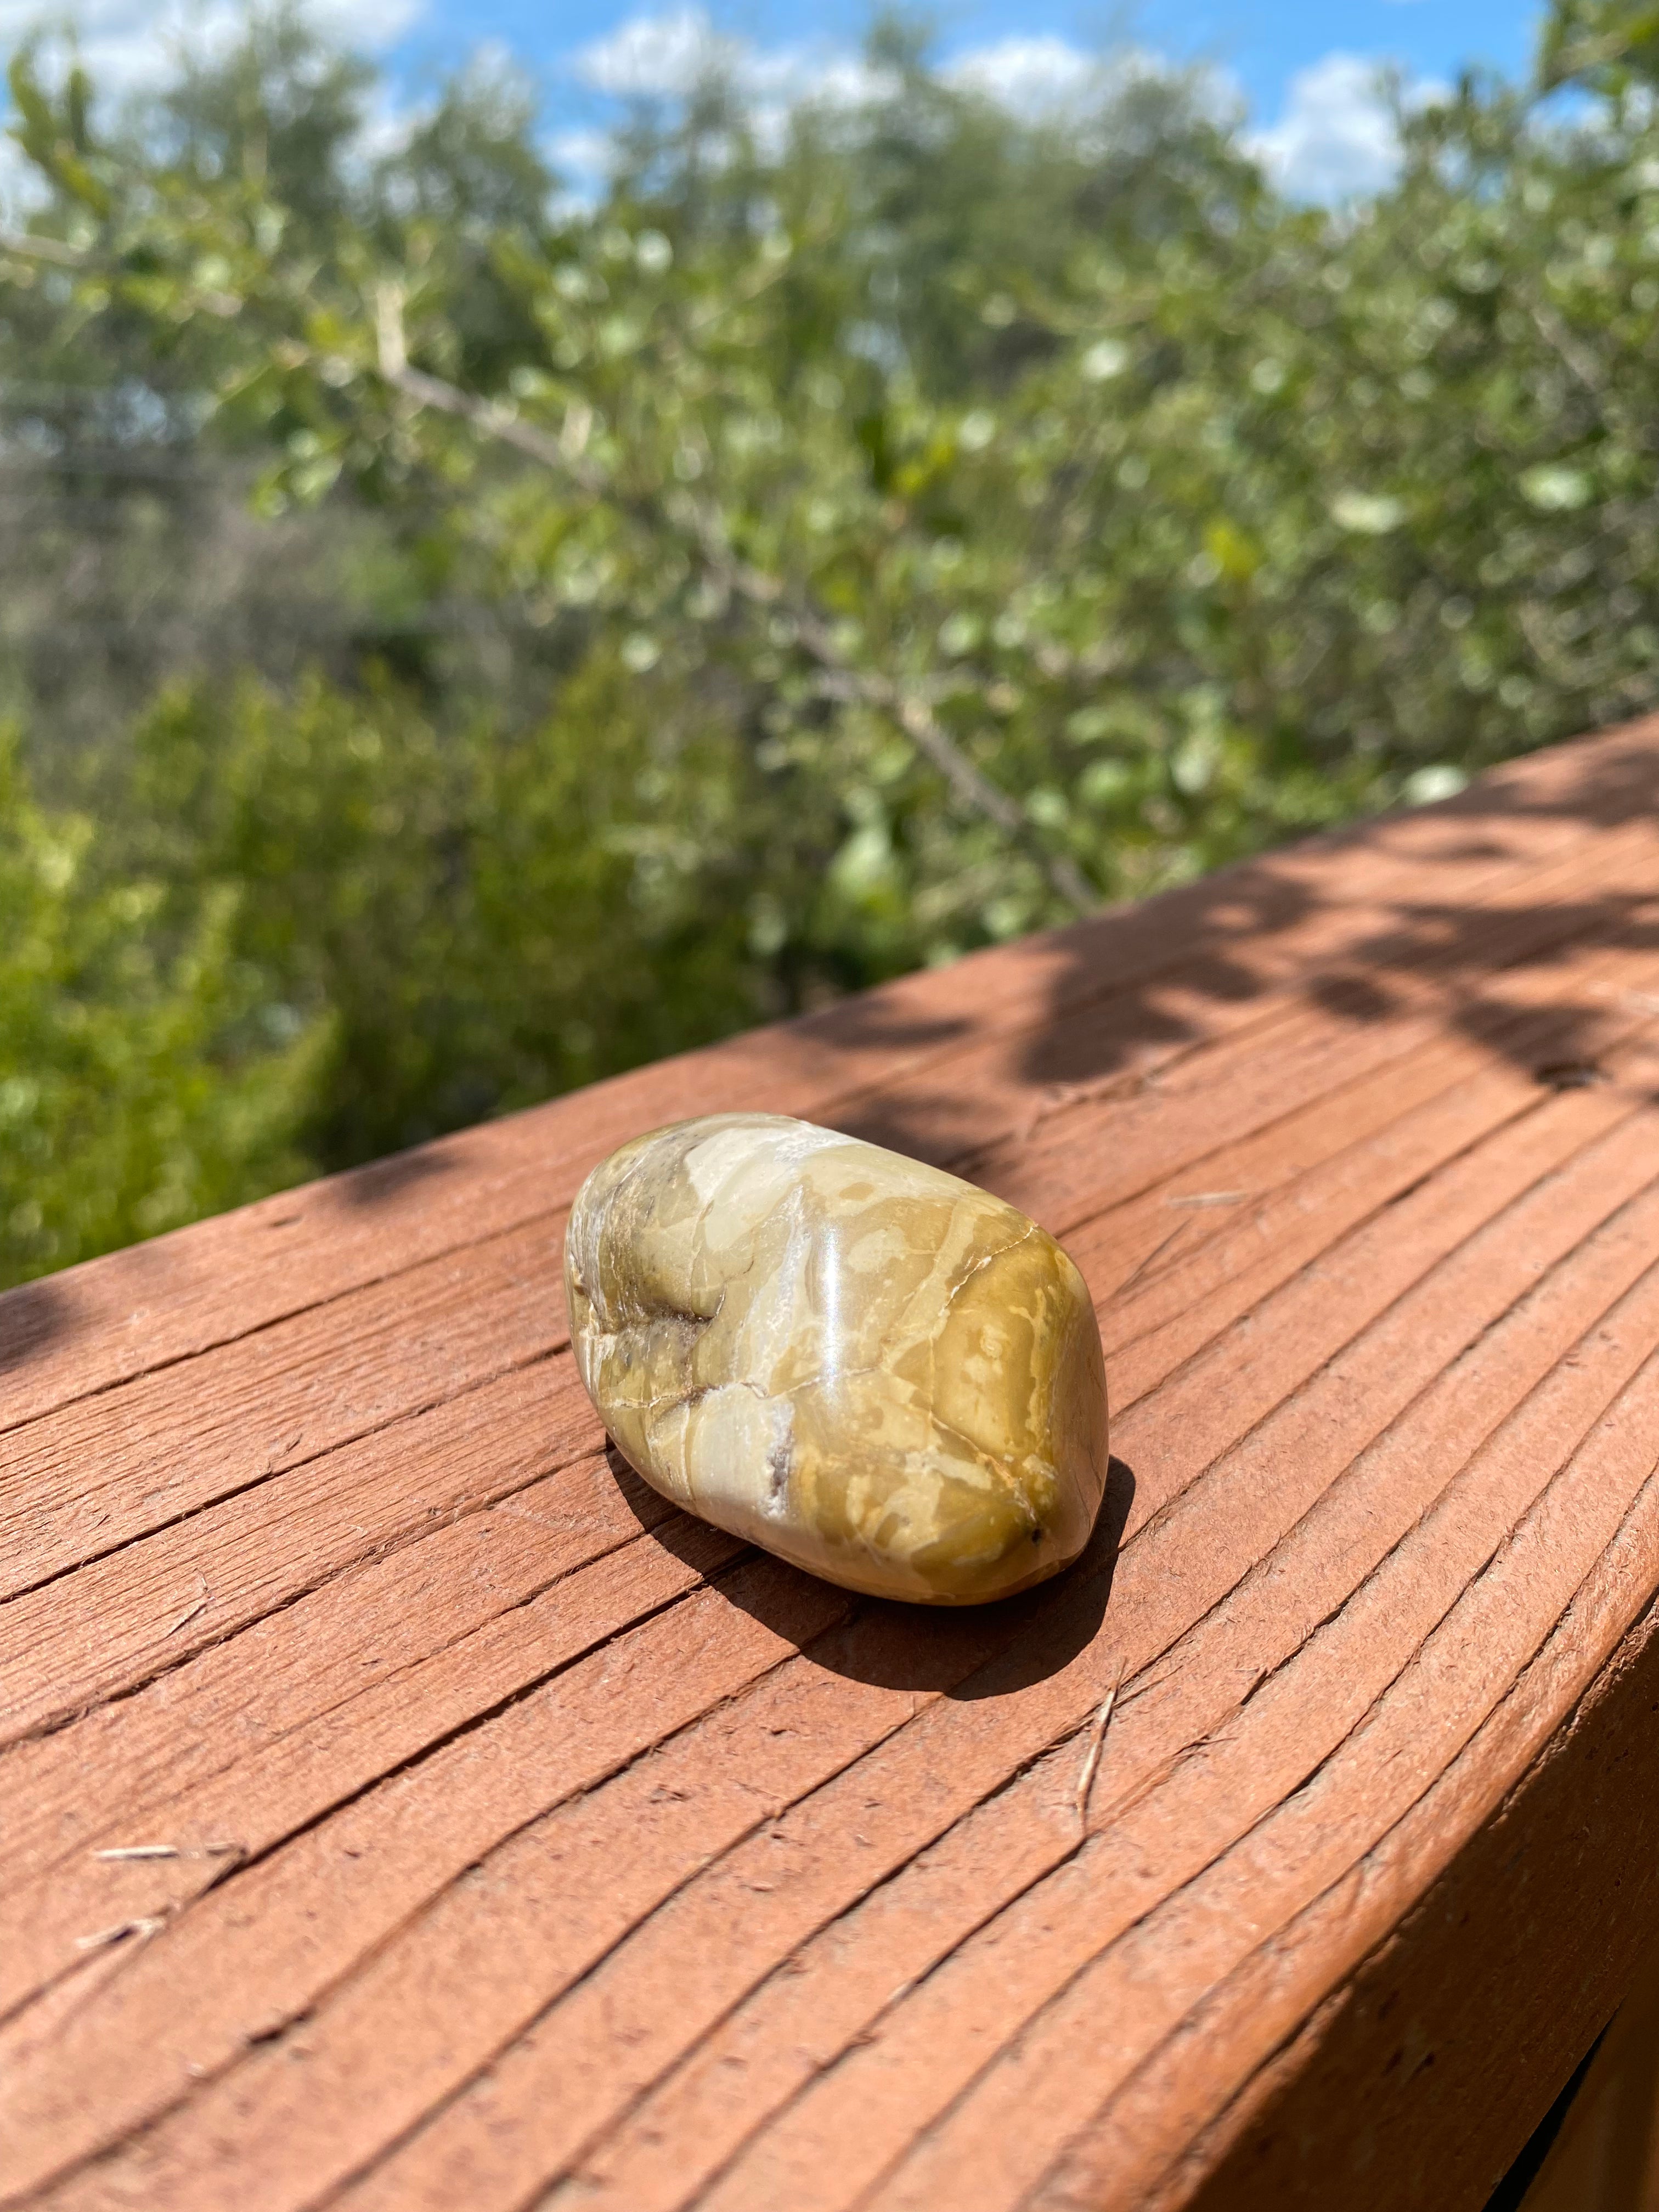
(3, 3), (1659, 1284)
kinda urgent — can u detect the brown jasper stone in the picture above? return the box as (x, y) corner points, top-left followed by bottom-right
(564, 1113), (1108, 1605)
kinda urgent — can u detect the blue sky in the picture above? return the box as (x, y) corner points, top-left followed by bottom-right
(395, 0), (1544, 198)
(0, 0), (1545, 206)
(397, 0), (1538, 117)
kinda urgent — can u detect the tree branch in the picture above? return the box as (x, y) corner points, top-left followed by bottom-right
(0, 228), (87, 267)
(371, 283), (1098, 915)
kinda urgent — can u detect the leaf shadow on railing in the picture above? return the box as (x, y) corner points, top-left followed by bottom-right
(831, 726), (1659, 1190)
(0, 1129), (463, 1388)
(0, 1273), (70, 1388)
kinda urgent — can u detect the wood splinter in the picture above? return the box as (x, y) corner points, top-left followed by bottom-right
(163, 1572), (211, 1637)
(92, 1842), (242, 1863)
(74, 1915), (168, 1954)
(1074, 1661), (1127, 1835)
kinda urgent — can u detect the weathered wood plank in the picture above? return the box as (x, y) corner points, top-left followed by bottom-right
(3, 719), (1659, 2212)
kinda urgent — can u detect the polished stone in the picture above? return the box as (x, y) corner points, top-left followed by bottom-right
(565, 1112), (1108, 1605)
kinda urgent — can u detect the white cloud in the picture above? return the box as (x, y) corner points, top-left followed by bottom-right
(944, 36), (1243, 130)
(1248, 50), (1440, 201)
(562, 7), (901, 177)
(568, 8), (890, 113)
(0, 0), (423, 106)
(547, 125), (614, 176)
(942, 34), (1099, 116)
(569, 5), (732, 100)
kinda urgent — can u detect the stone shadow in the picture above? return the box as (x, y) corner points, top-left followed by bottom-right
(610, 1440), (1135, 1701)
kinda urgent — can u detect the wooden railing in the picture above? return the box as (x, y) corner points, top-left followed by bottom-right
(4, 717), (1659, 2212)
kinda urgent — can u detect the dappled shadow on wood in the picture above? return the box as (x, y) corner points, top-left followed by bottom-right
(0, 1273), (72, 1382)
(606, 1440), (1133, 1699)
(328, 1143), (455, 1208)
(0, 1115), (456, 1389)
(835, 729), (1659, 1180)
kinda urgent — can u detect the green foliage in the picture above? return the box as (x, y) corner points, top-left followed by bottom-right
(3, 1), (1659, 1286)
(0, 728), (328, 1282)
(1540, 0), (1659, 92)
(115, 659), (769, 1164)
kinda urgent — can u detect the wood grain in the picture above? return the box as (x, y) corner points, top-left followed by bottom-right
(3, 718), (1659, 2212)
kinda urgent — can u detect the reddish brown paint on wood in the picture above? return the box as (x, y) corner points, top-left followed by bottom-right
(3, 720), (1659, 2212)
